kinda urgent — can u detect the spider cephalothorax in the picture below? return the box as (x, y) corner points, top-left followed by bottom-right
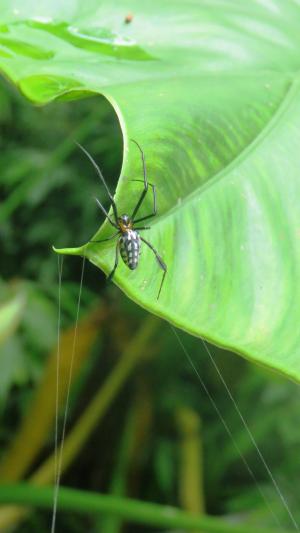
(118, 214), (133, 231)
(78, 139), (167, 299)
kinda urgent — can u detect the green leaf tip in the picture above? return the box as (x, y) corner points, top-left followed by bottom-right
(52, 245), (85, 256)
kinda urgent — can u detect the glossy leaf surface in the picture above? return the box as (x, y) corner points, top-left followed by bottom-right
(1, 1), (300, 380)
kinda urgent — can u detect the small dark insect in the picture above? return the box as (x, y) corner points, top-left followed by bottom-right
(124, 13), (133, 24)
(77, 140), (167, 299)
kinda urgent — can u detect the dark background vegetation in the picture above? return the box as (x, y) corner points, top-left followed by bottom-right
(0, 77), (299, 532)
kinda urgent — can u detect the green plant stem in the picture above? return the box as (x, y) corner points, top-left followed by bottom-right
(101, 403), (137, 533)
(0, 315), (159, 532)
(0, 484), (290, 533)
(33, 315), (159, 483)
(176, 407), (205, 516)
(0, 306), (102, 481)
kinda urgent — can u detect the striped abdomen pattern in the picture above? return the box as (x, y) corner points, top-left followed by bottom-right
(119, 230), (141, 270)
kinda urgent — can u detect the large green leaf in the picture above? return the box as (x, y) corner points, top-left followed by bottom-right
(1, 1), (300, 381)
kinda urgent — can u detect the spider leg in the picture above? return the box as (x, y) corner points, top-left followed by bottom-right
(107, 241), (120, 282)
(131, 180), (157, 223)
(94, 198), (118, 228)
(77, 142), (119, 224)
(130, 140), (155, 221)
(140, 236), (167, 300)
(89, 231), (120, 243)
(134, 226), (151, 231)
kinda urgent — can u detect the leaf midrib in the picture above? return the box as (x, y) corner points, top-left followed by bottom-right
(147, 74), (297, 228)
(94, 73), (296, 242)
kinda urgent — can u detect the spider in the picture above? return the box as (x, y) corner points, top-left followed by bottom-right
(78, 139), (167, 299)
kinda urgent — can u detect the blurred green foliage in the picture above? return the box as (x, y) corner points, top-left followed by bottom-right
(0, 78), (300, 532)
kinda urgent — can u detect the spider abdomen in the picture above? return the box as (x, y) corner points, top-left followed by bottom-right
(119, 230), (141, 270)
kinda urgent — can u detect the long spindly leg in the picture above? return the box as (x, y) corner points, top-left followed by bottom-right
(131, 180), (157, 224)
(89, 231), (120, 244)
(107, 241), (120, 282)
(130, 140), (152, 221)
(140, 236), (167, 300)
(94, 198), (119, 228)
(77, 142), (119, 224)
